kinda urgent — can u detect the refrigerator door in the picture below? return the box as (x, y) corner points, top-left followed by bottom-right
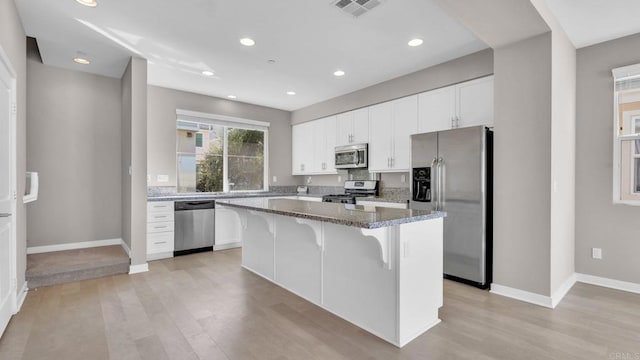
(410, 132), (438, 211)
(437, 126), (487, 285)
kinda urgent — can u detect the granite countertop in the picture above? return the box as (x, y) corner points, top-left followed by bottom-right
(147, 192), (300, 201)
(216, 198), (444, 229)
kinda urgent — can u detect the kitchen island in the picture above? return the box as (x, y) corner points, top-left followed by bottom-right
(216, 198), (445, 347)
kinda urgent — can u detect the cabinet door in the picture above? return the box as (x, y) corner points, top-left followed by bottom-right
(215, 207), (242, 245)
(457, 76), (494, 128)
(292, 122), (314, 174)
(323, 116), (337, 172)
(351, 108), (369, 144)
(336, 112), (353, 146)
(310, 119), (325, 173)
(418, 86), (456, 133)
(368, 102), (393, 171)
(392, 95), (418, 171)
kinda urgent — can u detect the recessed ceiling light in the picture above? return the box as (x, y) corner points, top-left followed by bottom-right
(228, 95), (237, 99)
(286, 91), (296, 96)
(202, 71), (214, 76)
(75, 0), (97, 7)
(333, 70), (345, 77)
(240, 38), (255, 47)
(408, 38), (424, 47)
(73, 57), (91, 65)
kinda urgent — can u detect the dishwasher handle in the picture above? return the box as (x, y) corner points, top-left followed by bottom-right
(175, 200), (216, 211)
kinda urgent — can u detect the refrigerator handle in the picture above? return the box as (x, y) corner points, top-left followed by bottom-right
(430, 157), (439, 211)
(438, 157), (446, 210)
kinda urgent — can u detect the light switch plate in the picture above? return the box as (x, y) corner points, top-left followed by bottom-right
(272, 175), (277, 183)
(592, 248), (602, 259)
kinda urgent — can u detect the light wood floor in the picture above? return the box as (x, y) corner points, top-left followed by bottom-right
(1, 249), (638, 360)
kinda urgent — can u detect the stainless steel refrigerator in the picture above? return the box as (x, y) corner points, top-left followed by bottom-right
(410, 126), (493, 288)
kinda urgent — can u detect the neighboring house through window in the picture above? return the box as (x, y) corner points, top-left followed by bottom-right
(613, 63), (640, 204)
(175, 110), (269, 193)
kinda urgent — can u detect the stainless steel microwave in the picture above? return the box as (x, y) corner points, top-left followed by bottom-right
(335, 143), (368, 169)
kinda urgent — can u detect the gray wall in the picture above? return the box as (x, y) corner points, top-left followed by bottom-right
(493, 33), (553, 296)
(147, 86), (295, 188)
(576, 32), (640, 283)
(121, 57), (148, 266)
(291, 49), (493, 190)
(0, 0), (27, 296)
(26, 60), (122, 247)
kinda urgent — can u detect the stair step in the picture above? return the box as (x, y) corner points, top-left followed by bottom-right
(26, 245), (130, 288)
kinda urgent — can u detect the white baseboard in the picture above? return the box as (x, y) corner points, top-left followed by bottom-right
(576, 273), (640, 294)
(213, 242), (241, 251)
(27, 238), (123, 254)
(13, 281), (28, 314)
(490, 283), (554, 308)
(120, 240), (131, 257)
(550, 273), (576, 308)
(129, 263), (149, 274)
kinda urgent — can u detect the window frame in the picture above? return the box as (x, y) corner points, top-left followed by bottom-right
(175, 109), (269, 193)
(612, 64), (640, 205)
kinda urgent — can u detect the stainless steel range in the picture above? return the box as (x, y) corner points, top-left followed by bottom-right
(322, 180), (379, 204)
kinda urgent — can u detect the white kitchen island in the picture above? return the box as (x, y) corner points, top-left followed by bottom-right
(216, 198), (446, 347)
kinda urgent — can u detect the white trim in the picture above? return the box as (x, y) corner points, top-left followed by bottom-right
(612, 63), (640, 80)
(576, 273), (640, 294)
(26, 238), (124, 254)
(13, 281), (27, 314)
(129, 263), (149, 274)
(146, 252), (172, 261)
(176, 109), (270, 128)
(120, 239), (131, 257)
(490, 283), (553, 308)
(213, 242), (242, 251)
(550, 273), (577, 308)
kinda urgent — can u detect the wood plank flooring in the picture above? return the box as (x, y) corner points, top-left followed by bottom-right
(1, 248), (639, 359)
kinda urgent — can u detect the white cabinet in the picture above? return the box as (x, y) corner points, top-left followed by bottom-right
(215, 207), (243, 250)
(146, 201), (174, 260)
(418, 76), (493, 133)
(355, 200), (408, 209)
(292, 116), (337, 175)
(369, 96), (418, 172)
(292, 121), (314, 175)
(336, 108), (369, 146)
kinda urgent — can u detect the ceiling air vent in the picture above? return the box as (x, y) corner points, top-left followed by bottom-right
(331, 0), (383, 18)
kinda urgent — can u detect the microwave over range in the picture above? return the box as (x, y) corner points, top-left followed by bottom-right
(335, 143), (368, 169)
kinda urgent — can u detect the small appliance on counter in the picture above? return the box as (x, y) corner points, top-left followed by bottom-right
(322, 180), (378, 204)
(335, 143), (368, 169)
(297, 185), (308, 194)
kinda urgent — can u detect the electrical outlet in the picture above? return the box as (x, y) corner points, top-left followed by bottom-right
(272, 175), (277, 183)
(306, 176), (312, 184)
(592, 248), (602, 259)
(401, 174), (406, 183)
(338, 175), (342, 183)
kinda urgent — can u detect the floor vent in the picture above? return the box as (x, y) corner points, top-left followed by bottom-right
(331, 0), (383, 18)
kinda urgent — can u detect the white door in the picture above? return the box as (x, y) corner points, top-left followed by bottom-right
(351, 108), (369, 144)
(391, 95), (418, 171)
(457, 76), (494, 128)
(0, 49), (16, 338)
(418, 85), (456, 133)
(368, 102), (393, 172)
(323, 116), (337, 172)
(336, 112), (353, 146)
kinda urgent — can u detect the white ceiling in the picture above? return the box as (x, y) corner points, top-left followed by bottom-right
(15, 1), (640, 112)
(546, 0), (640, 48)
(14, 0), (487, 111)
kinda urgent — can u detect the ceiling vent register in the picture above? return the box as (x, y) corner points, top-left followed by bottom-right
(332, 0), (383, 18)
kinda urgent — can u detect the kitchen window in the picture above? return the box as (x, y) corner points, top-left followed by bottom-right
(612, 64), (640, 204)
(176, 110), (269, 193)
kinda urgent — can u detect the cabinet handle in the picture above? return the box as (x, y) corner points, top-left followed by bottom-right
(391, 158), (394, 168)
(451, 117), (455, 128)
(154, 241), (167, 245)
(154, 225), (168, 229)
(456, 116), (460, 128)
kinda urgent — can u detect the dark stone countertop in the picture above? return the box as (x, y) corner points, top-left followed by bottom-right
(216, 198), (445, 229)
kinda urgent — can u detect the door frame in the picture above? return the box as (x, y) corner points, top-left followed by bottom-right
(0, 45), (18, 315)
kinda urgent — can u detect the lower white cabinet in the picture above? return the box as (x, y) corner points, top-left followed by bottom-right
(146, 201), (174, 260)
(214, 207), (243, 250)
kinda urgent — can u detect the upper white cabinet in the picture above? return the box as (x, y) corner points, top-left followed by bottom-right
(369, 95), (418, 172)
(418, 76), (493, 133)
(291, 116), (337, 175)
(336, 108), (369, 146)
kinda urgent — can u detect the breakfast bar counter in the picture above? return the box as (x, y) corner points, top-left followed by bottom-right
(216, 198), (445, 347)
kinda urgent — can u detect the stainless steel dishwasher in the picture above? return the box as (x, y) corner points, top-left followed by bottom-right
(174, 200), (215, 256)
